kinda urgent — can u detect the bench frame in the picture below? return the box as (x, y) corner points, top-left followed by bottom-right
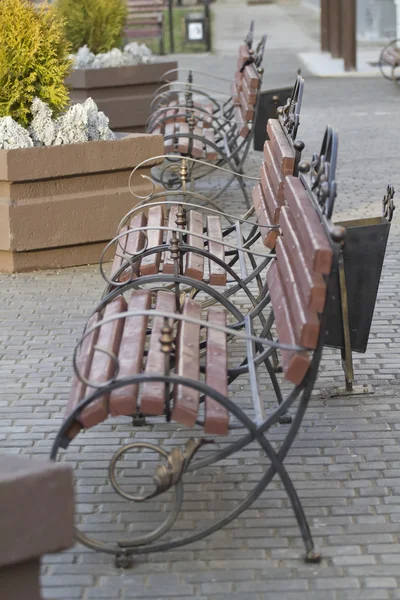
(51, 122), (344, 568)
(147, 30), (267, 206)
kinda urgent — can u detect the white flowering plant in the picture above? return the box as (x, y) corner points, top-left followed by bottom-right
(71, 42), (153, 70)
(0, 97), (115, 150)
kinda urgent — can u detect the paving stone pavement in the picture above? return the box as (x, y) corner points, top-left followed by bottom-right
(2, 4), (400, 600)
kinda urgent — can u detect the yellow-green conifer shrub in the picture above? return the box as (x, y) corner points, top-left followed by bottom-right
(57, 0), (127, 55)
(0, 0), (72, 127)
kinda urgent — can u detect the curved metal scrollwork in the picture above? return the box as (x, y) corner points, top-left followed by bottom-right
(310, 125), (338, 220)
(244, 20), (255, 49)
(281, 74), (304, 142)
(383, 184), (396, 222)
(254, 34), (267, 69)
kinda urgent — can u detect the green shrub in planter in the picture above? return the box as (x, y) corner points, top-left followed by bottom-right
(0, 0), (72, 127)
(57, 0), (127, 54)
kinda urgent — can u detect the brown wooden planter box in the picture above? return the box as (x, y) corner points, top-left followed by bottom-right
(0, 132), (163, 273)
(67, 61), (178, 133)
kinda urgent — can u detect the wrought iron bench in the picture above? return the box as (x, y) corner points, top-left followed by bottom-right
(379, 39), (400, 83)
(102, 75), (304, 309)
(51, 120), (346, 568)
(125, 0), (166, 55)
(146, 25), (267, 205)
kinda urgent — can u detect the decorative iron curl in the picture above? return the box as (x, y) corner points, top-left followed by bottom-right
(254, 34), (267, 69)
(280, 74), (304, 142)
(310, 125), (338, 220)
(383, 184), (396, 222)
(244, 20), (255, 49)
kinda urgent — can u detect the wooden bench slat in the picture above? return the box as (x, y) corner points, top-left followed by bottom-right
(185, 210), (204, 281)
(111, 225), (128, 282)
(162, 205), (179, 274)
(177, 123), (190, 154)
(280, 207), (327, 313)
(204, 128), (218, 160)
(164, 122), (176, 153)
(192, 126), (204, 158)
(263, 141), (285, 202)
(205, 307), (229, 434)
(172, 298), (202, 427)
(267, 119), (296, 176)
(252, 183), (279, 249)
(109, 291), (151, 417)
(119, 212), (147, 283)
(284, 176), (333, 275)
(266, 262), (311, 385)
(239, 90), (254, 121)
(207, 215), (226, 286)
(65, 312), (102, 429)
(242, 76), (257, 105)
(237, 44), (251, 70)
(80, 297), (127, 429)
(140, 205), (164, 276)
(244, 64), (259, 90)
(231, 82), (240, 104)
(260, 162), (281, 222)
(140, 291), (176, 416)
(275, 238), (320, 349)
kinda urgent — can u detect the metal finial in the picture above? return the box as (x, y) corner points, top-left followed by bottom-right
(330, 225), (346, 245)
(159, 318), (173, 354)
(298, 160), (311, 174)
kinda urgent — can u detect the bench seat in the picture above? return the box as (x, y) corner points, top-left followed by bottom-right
(65, 292), (230, 438)
(111, 206), (228, 287)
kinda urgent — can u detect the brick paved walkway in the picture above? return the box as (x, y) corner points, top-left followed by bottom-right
(2, 3), (400, 600)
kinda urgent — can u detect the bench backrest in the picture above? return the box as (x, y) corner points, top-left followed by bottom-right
(266, 126), (342, 385)
(252, 75), (304, 248)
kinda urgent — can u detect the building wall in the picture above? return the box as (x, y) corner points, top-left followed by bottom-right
(303, 0), (396, 41)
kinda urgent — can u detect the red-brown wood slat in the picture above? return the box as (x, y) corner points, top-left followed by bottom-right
(65, 312), (102, 433)
(266, 263), (311, 385)
(252, 183), (279, 250)
(204, 128), (218, 160)
(111, 225), (128, 282)
(235, 71), (244, 93)
(207, 215), (226, 286)
(231, 82), (240, 104)
(109, 290), (151, 417)
(80, 297), (127, 429)
(162, 205), (179, 274)
(140, 291), (176, 415)
(165, 102), (178, 124)
(125, 27), (161, 38)
(242, 76), (257, 105)
(263, 141), (285, 202)
(234, 106), (249, 137)
(172, 298), (202, 427)
(237, 44), (251, 69)
(192, 126), (204, 158)
(203, 102), (214, 127)
(284, 176), (333, 275)
(260, 162), (282, 224)
(164, 122), (176, 153)
(205, 307), (229, 434)
(244, 64), (259, 90)
(275, 238), (320, 349)
(185, 210), (204, 281)
(280, 207), (327, 313)
(119, 212), (147, 283)
(239, 90), (254, 121)
(267, 119), (295, 176)
(177, 123), (190, 154)
(140, 205), (164, 276)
